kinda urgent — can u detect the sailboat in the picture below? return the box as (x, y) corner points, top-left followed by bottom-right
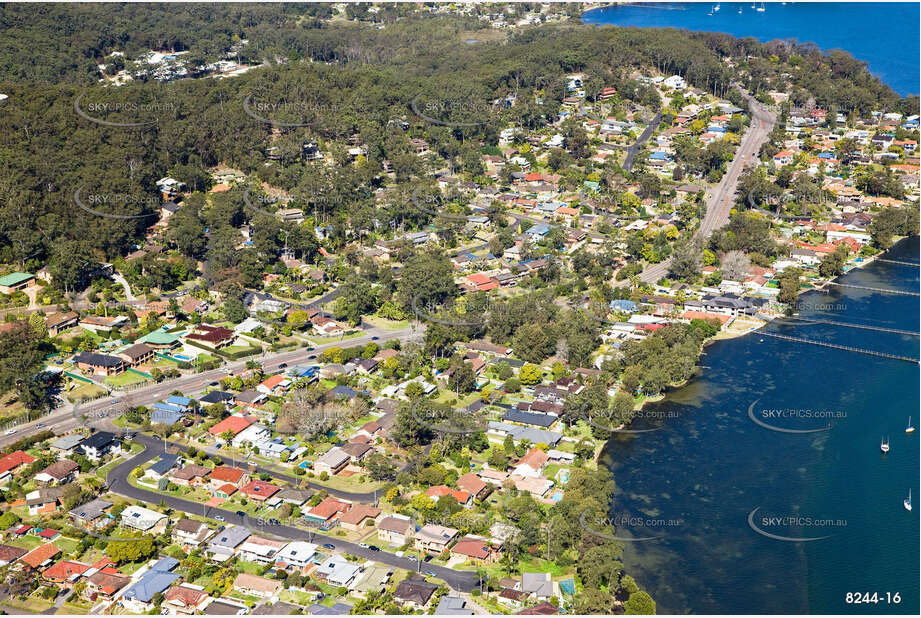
(738, 7), (743, 14)
(713, 3), (720, 12)
(907, 416), (916, 433)
(905, 489), (912, 512)
(880, 437), (889, 453)
(757, 2), (766, 12)
(751, 3), (756, 7)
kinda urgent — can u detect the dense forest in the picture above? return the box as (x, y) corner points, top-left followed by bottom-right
(0, 4), (915, 282)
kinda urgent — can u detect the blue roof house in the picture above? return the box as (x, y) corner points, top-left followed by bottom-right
(121, 557), (180, 609)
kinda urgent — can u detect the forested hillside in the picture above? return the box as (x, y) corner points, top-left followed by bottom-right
(0, 8), (914, 279)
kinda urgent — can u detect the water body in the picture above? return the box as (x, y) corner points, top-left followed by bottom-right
(599, 236), (920, 614)
(583, 2), (920, 96)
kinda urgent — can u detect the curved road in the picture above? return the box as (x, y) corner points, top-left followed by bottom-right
(107, 436), (477, 592)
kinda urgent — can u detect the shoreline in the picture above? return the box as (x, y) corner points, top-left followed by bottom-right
(596, 234), (919, 460)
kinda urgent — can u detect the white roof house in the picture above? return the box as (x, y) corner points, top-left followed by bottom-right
(121, 505), (167, 531)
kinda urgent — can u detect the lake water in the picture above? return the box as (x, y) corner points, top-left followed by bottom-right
(599, 236), (920, 614)
(583, 2), (920, 96)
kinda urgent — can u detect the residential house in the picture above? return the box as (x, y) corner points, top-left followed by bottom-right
(315, 447), (350, 476)
(393, 575), (439, 609)
(73, 352), (125, 376)
(238, 535), (287, 564)
(121, 506), (168, 534)
(426, 485), (473, 509)
(456, 473), (490, 501)
(0, 545), (28, 567)
(240, 480), (281, 502)
(305, 497), (351, 527)
(273, 541), (318, 572)
(120, 557), (181, 613)
(27, 487), (64, 515)
(172, 519), (213, 549)
(171, 464), (211, 487)
(34, 459), (79, 486)
(435, 596), (475, 615)
(42, 559), (91, 585)
(117, 343), (155, 367)
(77, 431), (121, 461)
(145, 454), (181, 480)
(521, 572), (555, 600)
(45, 311), (79, 336)
(208, 466), (249, 490)
(450, 536), (499, 565)
(85, 568), (131, 601)
(163, 584), (211, 615)
(339, 505), (381, 531)
(68, 498), (113, 529)
(208, 526), (251, 562)
(185, 324), (236, 349)
(20, 543), (61, 572)
(377, 514), (414, 546)
(316, 555), (361, 588)
(414, 524), (458, 555)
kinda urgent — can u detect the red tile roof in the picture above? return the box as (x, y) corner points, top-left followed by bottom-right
(43, 560), (90, 582)
(21, 543), (60, 569)
(0, 450), (35, 475)
(209, 415), (253, 436)
(208, 466), (246, 483)
(240, 480), (281, 500)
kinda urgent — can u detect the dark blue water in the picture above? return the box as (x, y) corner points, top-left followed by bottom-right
(583, 2), (920, 96)
(600, 236), (920, 614)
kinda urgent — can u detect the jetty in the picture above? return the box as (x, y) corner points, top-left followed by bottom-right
(787, 317), (919, 337)
(821, 281), (920, 297)
(759, 332), (920, 364)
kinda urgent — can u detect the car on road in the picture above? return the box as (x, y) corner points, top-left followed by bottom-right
(322, 543), (335, 550)
(425, 571), (437, 577)
(215, 515), (225, 522)
(369, 545), (380, 552)
(278, 363), (287, 368)
(423, 555), (433, 562)
(359, 543), (369, 549)
(3, 429), (16, 436)
(208, 381), (219, 387)
(371, 336), (379, 340)
(267, 518), (281, 526)
(235, 511), (246, 517)
(35, 423), (46, 428)
(307, 354), (317, 360)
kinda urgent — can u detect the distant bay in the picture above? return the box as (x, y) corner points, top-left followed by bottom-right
(583, 2), (920, 96)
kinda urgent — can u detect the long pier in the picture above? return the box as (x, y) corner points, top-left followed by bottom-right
(759, 332), (920, 364)
(822, 281), (920, 297)
(787, 317), (920, 337)
(874, 258), (920, 267)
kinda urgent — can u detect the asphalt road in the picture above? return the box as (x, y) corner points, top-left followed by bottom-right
(622, 110), (664, 172)
(0, 325), (424, 449)
(634, 89), (776, 284)
(107, 434), (478, 592)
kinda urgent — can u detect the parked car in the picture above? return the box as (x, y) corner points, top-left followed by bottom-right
(235, 511), (246, 517)
(4, 429), (16, 436)
(369, 545), (380, 552)
(278, 363), (287, 368)
(359, 542), (369, 549)
(215, 515), (225, 522)
(322, 543), (335, 550)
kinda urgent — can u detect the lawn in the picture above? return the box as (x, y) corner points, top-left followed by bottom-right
(65, 382), (107, 403)
(363, 315), (410, 331)
(3, 596), (55, 613)
(104, 371), (150, 388)
(307, 473), (388, 494)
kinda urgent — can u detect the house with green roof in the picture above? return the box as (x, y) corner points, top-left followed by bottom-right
(136, 329), (181, 351)
(0, 272), (34, 294)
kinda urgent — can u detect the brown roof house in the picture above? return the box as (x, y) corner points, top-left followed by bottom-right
(377, 514), (414, 546)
